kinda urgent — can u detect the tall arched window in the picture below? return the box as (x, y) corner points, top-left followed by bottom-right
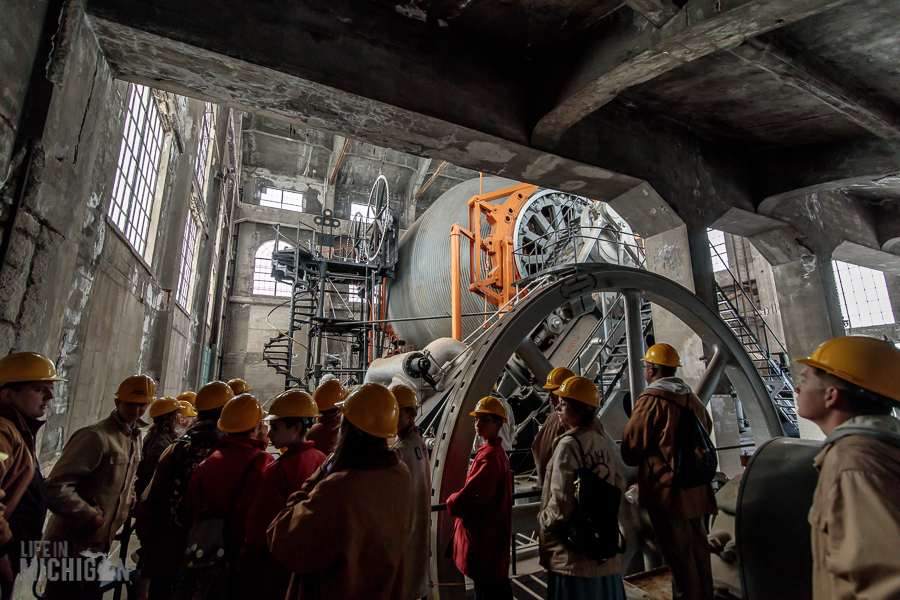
(253, 240), (292, 297)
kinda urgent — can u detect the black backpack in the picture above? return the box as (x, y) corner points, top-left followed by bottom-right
(657, 394), (718, 488)
(563, 433), (625, 563)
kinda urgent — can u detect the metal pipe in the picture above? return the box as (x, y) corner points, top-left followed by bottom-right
(514, 338), (554, 385)
(450, 224), (462, 341)
(695, 344), (730, 406)
(623, 289), (645, 404)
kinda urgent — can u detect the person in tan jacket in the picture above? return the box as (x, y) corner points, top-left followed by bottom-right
(795, 336), (900, 600)
(0, 353), (64, 600)
(268, 383), (412, 600)
(391, 384), (431, 600)
(539, 376), (626, 600)
(43, 375), (154, 600)
(621, 344), (716, 600)
(532, 367), (575, 485)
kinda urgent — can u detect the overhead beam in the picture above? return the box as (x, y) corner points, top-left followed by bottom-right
(623, 0), (680, 27)
(532, 0), (851, 149)
(729, 38), (900, 147)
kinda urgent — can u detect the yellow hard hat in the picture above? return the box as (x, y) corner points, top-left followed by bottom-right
(643, 343), (681, 368)
(227, 378), (251, 395)
(177, 391), (197, 406)
(470, 396), (507, 423)
(178, 400), (198, 418)
(266, 389), (318, 420)
(0, 352), (67, 387)
(336, 384), (398, 439)
(149, 397), (181, 419)
(391, 385), (420, 410)
(195, 381), (234, 411)
(115, 375), (156, 404)
(543, 367), (576, 391)
(556, 376), (600, 408)
(313, 379), (347, 411)
(218, 393), (267, 433)
(797, 336), (900, 403)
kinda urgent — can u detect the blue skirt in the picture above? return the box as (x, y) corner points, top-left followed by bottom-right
(547, 571), (627, 600)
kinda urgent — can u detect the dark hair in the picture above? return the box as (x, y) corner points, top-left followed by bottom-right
(274, 416), (314, 431)
(563, 397), (597, 427)
(150, 410), (179, 435)
(0, 382), (29, 394)
(331, 418), (389, 472)
(197, 406), (224, 422)
(815, 368), (893, 416)
(659, 365), (677, 377)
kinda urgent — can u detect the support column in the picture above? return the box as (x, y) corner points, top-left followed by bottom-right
(771, 254), (845, 439)
(643, 224), (706, 388)
(623, 289), (646, 403)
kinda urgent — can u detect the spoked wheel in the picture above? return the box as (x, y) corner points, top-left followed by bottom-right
(426, 263), (783, 599)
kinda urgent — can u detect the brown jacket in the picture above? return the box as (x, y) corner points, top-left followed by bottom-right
(44, 410), (142, 554)
(0, 401), (39, 548)
(307, 408), (341, 455)
(268, 450), (412, 600)
(809, 415), (900, 600)
(539, 425), (622, 578)
(532, 410), (567, 486)
(621, 379), (717, 518)
(393, 428), (431, 600)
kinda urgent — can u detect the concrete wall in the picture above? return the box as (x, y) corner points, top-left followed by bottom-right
(0, 14), (239, 463)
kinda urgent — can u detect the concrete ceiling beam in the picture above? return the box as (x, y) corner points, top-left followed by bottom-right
(729, 38), (900, 147)
(531, 0), (851, 149)
(623, 0), (681, 27)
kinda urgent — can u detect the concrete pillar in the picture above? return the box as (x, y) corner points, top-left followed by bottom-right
(771, 255), (845, 439)
(643, 224), (706, 389)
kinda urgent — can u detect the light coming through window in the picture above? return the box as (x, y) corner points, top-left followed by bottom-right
(708, 229), (729, 272)
(260, 187), (304, 212)
(108, 84), (165, 255)
(175, 214), (199, 308)
(350, 202), (375, 224)
(833, 260), (895, 329)
(253, 240), (293, 297)
(194, 102), (213, 193)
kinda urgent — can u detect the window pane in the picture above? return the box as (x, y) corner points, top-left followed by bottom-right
(833, 260), (895, 329)
(708, 229), (729, 272)
(175, 214), (199, 307)
(259, 186), (304, 213)
(351, 202), (375, 224)
(108, 83), (165, 256)
(253, 240), (293, 297)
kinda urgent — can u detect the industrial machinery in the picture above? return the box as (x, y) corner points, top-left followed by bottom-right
(262, 175), (401, 390)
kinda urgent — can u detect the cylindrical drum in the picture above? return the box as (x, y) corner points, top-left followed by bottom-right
(389, 177), (519, 350)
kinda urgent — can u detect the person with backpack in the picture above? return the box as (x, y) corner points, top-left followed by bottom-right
(135, 397), (187, 500)
(134, 380), (232, 599)
(794, 336), (900, 600)
(241, 389), (325, 599)
(532, 367), (576, 485)
(268, 383), (412, 600)
(620, 343), (717, 600)
(539, 376), (626, 600)
(177, 393), (273, 600)
(447, 396), (513, 600)
(391, 384), (431, 600)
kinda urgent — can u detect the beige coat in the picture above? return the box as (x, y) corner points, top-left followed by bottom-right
(44, 410), (142, 554)
(621, 379), (717, 519)
(809, 415), (900, 600)
(393, 428), (431, 600)
(539, 425), (622, 578)
(268, 450), (412, 600)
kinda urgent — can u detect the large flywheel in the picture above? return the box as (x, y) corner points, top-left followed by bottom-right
(425, 263), (783, 598)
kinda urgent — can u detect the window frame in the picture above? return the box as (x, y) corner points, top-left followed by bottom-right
(833, 260), (895, 329)
(253, 239), (293, 297)
(175, 211), (200, 309)
(259, 186), (305, 213)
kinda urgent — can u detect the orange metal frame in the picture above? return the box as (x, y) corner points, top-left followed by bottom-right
(450, 183), (539, 340)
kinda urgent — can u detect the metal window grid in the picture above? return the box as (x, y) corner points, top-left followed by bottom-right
(175, 213), (199, 307)
(194, 103), (213, 192)
(833, 260), (895, 329)
(350, 201), (375, 224)
(253, 240), (292, 297)
(259, 187), (304, 212)
(708, 228), (729, 272)
(108, 84), (165, 255)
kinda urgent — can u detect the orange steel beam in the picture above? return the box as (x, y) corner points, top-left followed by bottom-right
(450, 223), (463, 341)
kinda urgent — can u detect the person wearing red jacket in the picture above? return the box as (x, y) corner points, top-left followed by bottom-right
(241, 389), (325, 598)
(447, 396), (513, 600)
(178, 394), (273, 600)
(307, 378), (346, 455)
